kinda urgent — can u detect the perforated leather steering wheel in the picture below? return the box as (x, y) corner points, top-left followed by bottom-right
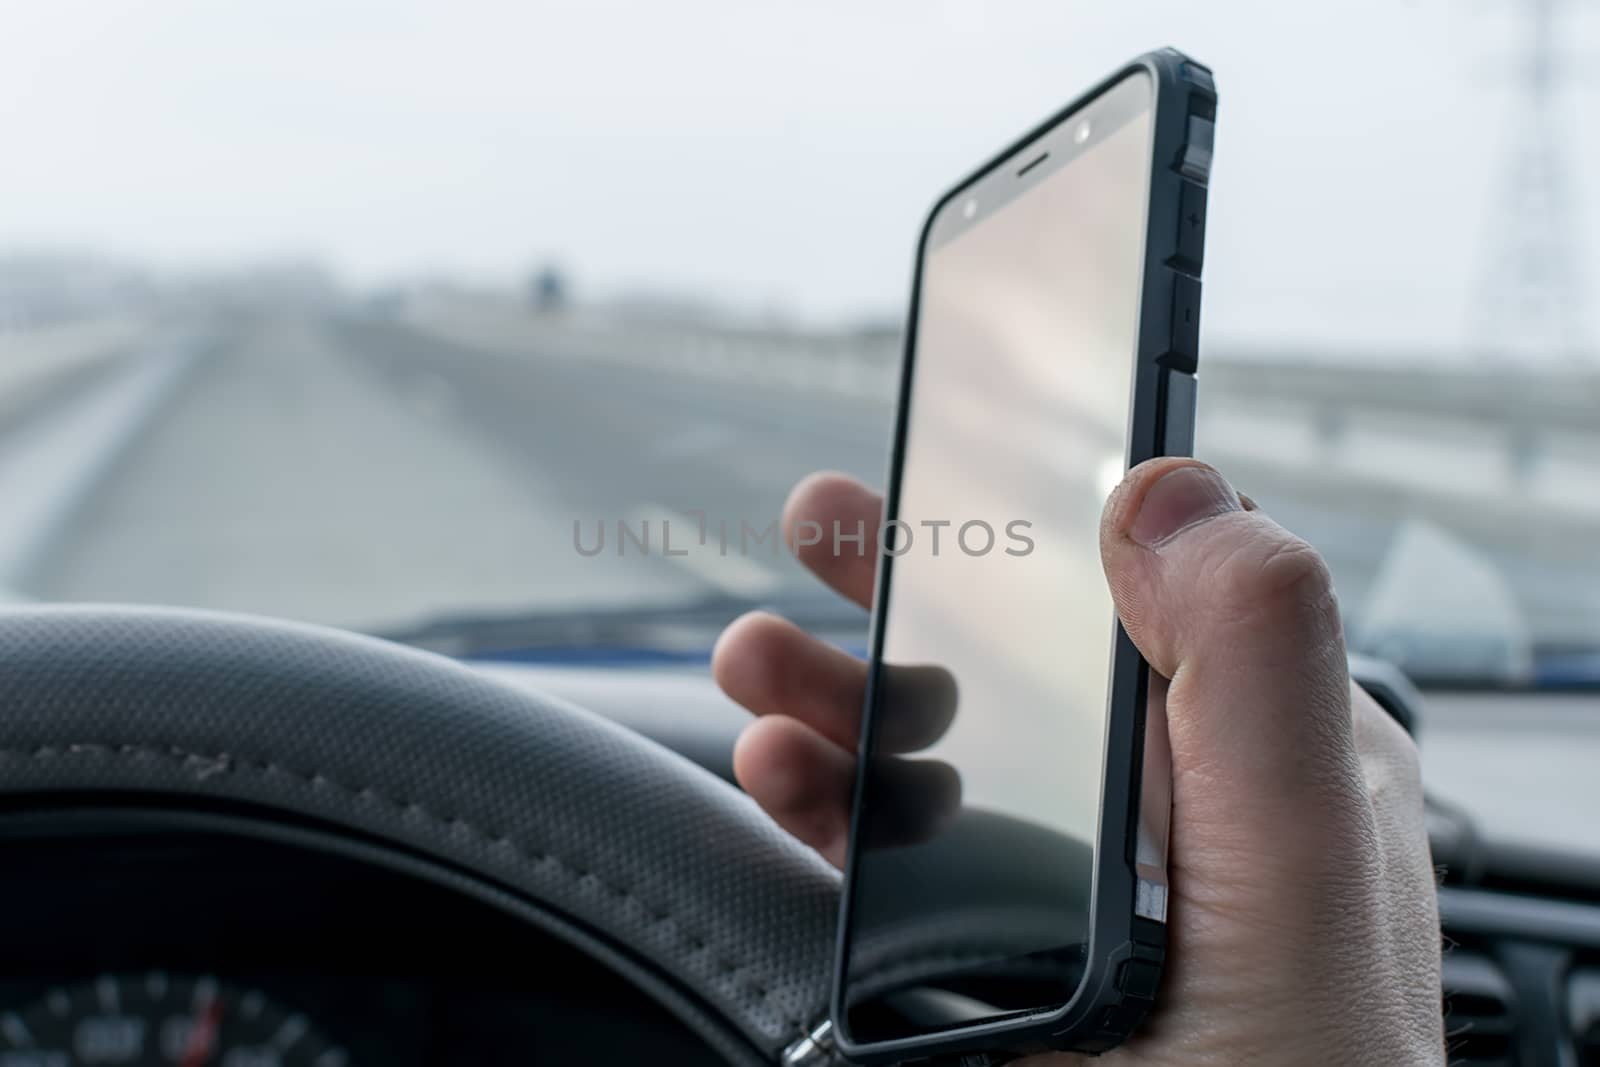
(0, 606), (842, 1066)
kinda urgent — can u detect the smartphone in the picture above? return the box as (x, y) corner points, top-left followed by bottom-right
(832, 49), (1216, 1063)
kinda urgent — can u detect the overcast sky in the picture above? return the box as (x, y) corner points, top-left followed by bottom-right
(2, 0), (1597, 353)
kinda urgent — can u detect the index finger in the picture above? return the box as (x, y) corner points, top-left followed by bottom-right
(783, 471), (883, 609)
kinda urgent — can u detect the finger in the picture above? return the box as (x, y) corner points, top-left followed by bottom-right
(1099, 458), (1369, 872)
(731, 714), (963, 870)
(714, 612), (866, 750)
(1350, 681), (1430, 894)
(876, 660), (959, 753)
(733, 715), (856, 867)
(1350, 682), (1427, 881)
(856, 753), (963, 850)
(713, 612), (957, 753)
(783, 471), (882, 609)
(1350, 681), (1418, 793)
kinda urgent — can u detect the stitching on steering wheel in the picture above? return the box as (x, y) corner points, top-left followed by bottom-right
(2, 740), (805, 1035)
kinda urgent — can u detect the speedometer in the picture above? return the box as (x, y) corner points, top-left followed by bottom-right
(0, 974), (349, 1067)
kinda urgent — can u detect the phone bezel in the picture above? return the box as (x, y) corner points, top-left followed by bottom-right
(831, 48), (1214, 1062)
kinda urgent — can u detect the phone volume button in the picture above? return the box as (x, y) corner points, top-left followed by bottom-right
(1173, 181), (1207, 275)
(1165, 276), (1201, 375)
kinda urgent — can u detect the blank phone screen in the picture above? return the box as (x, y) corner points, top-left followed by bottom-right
(840, 70), (1155, 1044)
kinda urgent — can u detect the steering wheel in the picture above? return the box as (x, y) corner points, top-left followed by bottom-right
(0, 606), (842, 1066)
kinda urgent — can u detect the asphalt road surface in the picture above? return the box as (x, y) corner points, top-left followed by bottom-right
(11, 310), (893, 631)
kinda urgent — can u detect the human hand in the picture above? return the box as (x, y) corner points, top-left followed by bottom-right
(712, 459), (1444, 1065)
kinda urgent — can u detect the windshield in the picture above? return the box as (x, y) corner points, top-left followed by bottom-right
(2, 2), (1596, 688)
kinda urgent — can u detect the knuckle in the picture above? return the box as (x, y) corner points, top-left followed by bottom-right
(1214, 531), (1338, 624)
(1355, 698), (1425, 807)
(1395, 731), (1422, 782)
(1352, 682), (1416, 755)
(1369, 705), (1423, 776)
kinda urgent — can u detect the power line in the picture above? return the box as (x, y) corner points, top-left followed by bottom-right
(1470, 0), (1593, 363)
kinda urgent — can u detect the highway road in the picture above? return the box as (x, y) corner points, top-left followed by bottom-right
(4, 302), (1597, 663)
(6, 310), (893, 631)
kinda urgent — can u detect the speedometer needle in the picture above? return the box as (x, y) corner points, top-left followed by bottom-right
(179, 997), (224, 1067)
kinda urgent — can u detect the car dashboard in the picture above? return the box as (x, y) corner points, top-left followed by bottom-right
(0, 811), (716, 1066)
(1, 660), (1596, 1067)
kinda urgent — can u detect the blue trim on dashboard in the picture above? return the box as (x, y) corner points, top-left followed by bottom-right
(465, 644), (871, 668)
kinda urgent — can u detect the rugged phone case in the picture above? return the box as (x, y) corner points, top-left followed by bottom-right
(831, 47), (1216, 1065)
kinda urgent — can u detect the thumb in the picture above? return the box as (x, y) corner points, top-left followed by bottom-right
(1100, 458), (1370, 880)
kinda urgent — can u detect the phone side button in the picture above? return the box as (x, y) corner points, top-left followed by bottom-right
(1173, 181), (1207, 274)
(1179, 59), (1215, 95)
(1165, 275), (1201, 374)
(1178, 116), (1214, 183)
